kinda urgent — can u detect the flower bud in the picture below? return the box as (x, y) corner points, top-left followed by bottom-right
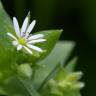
(72, 82), (85, 89)
(17, 64), (32, 79)
(58, 80), (71, 89)
(66, 72), (83, 81)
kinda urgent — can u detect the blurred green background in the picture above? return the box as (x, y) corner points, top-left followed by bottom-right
(1, 0), (96, 96)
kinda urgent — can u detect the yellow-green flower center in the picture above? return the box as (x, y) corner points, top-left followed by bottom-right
(18, 38), (26, 45)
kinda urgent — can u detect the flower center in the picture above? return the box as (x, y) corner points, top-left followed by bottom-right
(18, 38), (26, 45)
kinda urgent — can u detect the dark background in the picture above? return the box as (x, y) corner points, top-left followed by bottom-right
(1, 0), (96, 96)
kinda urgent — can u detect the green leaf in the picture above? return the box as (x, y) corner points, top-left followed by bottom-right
(65, 57), (77, 72)
(0, 1), (16, 70)
(38, 41), (75, 65)
(54, 67), (67, 82)
(19, 78), (40, 96)
(2, 76), (40, 96)
(0, 87), (7, 95)
(0, 1), (19, 84)
(24, 30), (63, 63)
(33, 41), (75, 90)
(2, 76), (28, 96)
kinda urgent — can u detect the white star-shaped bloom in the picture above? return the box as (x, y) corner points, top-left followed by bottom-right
(7, 16), (46, 54)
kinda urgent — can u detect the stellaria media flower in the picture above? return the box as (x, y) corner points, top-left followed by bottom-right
(7, 16), (46, 55)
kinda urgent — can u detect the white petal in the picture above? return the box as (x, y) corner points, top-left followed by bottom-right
(28, 39), (46, 44)
(25, 20), (36, 37)
(21, 17), (28, 37)
(28, 34), (44, 40)
(13, 17), (20, 38)
(12, 41), (18, 46)
(23, 46), (33, 54)
(17, 44), (22, 50)
(27, 44), (43, 52)
(7, 33), (17, 40)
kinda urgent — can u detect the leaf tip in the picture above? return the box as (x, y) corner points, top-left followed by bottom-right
(57, 29), (63, 33)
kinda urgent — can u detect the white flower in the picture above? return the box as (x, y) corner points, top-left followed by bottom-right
(7, 16), (46, 54)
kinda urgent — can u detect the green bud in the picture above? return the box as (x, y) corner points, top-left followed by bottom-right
(72, 82), (85, 89)
(66, 72), (83, 82)
(50, 87), (63, 96)
(48, 79), (63, 96)
(48, 79), (55, 85)
(17, 64), (32, 79)
(58, 80), (71, 89)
